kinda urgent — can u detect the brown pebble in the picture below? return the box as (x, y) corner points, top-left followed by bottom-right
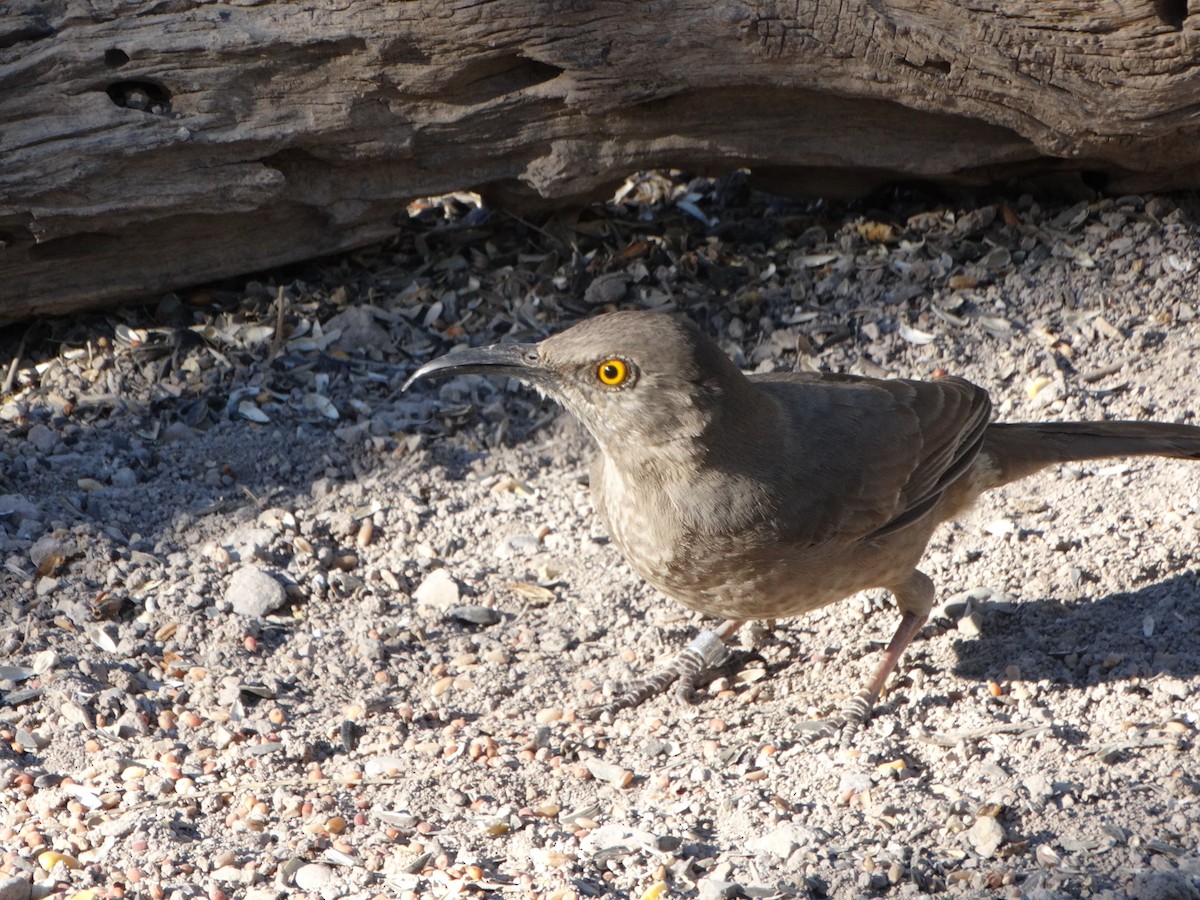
(357, 520), (374, 547)
(326, 816), (347, 835)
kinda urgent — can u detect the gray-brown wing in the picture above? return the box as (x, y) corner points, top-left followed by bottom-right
(750, 372), (992, 544)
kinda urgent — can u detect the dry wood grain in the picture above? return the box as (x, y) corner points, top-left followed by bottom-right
(2, 0), (1198, 320)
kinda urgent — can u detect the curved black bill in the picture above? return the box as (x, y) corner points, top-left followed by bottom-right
(402, 343), (541, 391)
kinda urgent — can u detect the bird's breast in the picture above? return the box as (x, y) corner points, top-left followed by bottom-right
(591, 453), (938, 620)
(593, 455), (783, 612)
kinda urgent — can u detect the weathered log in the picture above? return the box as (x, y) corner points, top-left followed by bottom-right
(2, 0), (1198, 321)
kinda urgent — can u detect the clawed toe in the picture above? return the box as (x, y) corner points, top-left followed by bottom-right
(580, 627), (735, 720)
(796, 689), (878, 747)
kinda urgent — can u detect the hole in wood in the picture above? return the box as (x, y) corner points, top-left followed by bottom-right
(1154, 0), (1187, 28)
(898, 57), (951, 75)
(104, 48), (130, 67)
(0, 21), (55, 50)
(1081, 170), (1110, 192)
(443, 54), (565, 105)
(106, 80), (172, 114)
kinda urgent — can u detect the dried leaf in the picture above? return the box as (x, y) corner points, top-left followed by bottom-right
(977, 316), (1012, 338)
(504, 582), (556, 606)
(790, 253), (839, 269)
(857, 221), (895, 243)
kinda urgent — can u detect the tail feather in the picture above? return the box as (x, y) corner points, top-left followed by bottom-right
(982, 420), (1200, 486)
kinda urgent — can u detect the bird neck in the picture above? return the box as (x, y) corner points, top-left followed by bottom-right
(597, 378), (779, 486)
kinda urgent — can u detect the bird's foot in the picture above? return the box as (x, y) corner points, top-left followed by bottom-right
(583, 629), (731, 720)
(796, 689), (878, 748)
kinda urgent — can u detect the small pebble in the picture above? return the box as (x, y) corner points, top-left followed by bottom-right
(445, 604), (501, 626)
(225, 567), (287, 618)
(26, 424), (58, 454)
(956, 612), (983, 637)
(968, 814), (1006, 858)
(413, 569), (459, 609)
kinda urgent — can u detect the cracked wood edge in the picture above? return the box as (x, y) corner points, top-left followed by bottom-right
(1, 0), (1197, 318)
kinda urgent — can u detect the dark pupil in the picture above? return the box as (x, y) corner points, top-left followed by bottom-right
(604, 364), (618, 380)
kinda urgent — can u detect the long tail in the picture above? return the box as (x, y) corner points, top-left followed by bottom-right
(982, 420), (1200, 487)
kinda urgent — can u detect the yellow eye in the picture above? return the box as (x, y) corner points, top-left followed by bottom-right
(597, 359), (628, 386)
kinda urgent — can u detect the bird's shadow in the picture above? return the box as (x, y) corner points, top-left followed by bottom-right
(943, 569), (1200, 688)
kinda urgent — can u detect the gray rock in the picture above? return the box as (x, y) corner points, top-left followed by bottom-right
(445, 605), (501, 626)
(696, 877), (744, 900)
(413, 568), (459, 609)
(0, 494), (41, 524)
(225, 567), (287, 617)
(111, 466), (139, 488)
(0, 876), (30, 900)
(968, 814), (1006, 858)
(26, 424), (58, 454)
(1130, 870), (1200, 900)
(293, 863), (334, 891)
(324, 306), (393, 354)
(584, 272), (630, 306)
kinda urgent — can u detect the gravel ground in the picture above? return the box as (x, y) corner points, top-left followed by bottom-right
(1, 177), (1199, 900)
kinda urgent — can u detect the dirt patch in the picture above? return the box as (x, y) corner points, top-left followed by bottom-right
(1, 178), (1199, 898)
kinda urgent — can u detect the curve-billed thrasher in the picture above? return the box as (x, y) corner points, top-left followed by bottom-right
(406, 311), (1200, 743)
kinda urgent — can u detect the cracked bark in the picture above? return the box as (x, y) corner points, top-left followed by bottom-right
(2, 0), (1198, 320)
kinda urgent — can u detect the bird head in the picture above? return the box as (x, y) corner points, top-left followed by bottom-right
(405, 311), (753, 461)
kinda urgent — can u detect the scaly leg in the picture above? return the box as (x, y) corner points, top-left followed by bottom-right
(584, 619), (746, 720)
(799, 571), (935, 747)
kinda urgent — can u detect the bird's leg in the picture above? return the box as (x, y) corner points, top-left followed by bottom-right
(584, 618), (746, 720)
(799, 571), (934, 747)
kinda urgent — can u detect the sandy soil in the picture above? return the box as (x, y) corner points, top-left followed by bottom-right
(1, 179), (1198, 900)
